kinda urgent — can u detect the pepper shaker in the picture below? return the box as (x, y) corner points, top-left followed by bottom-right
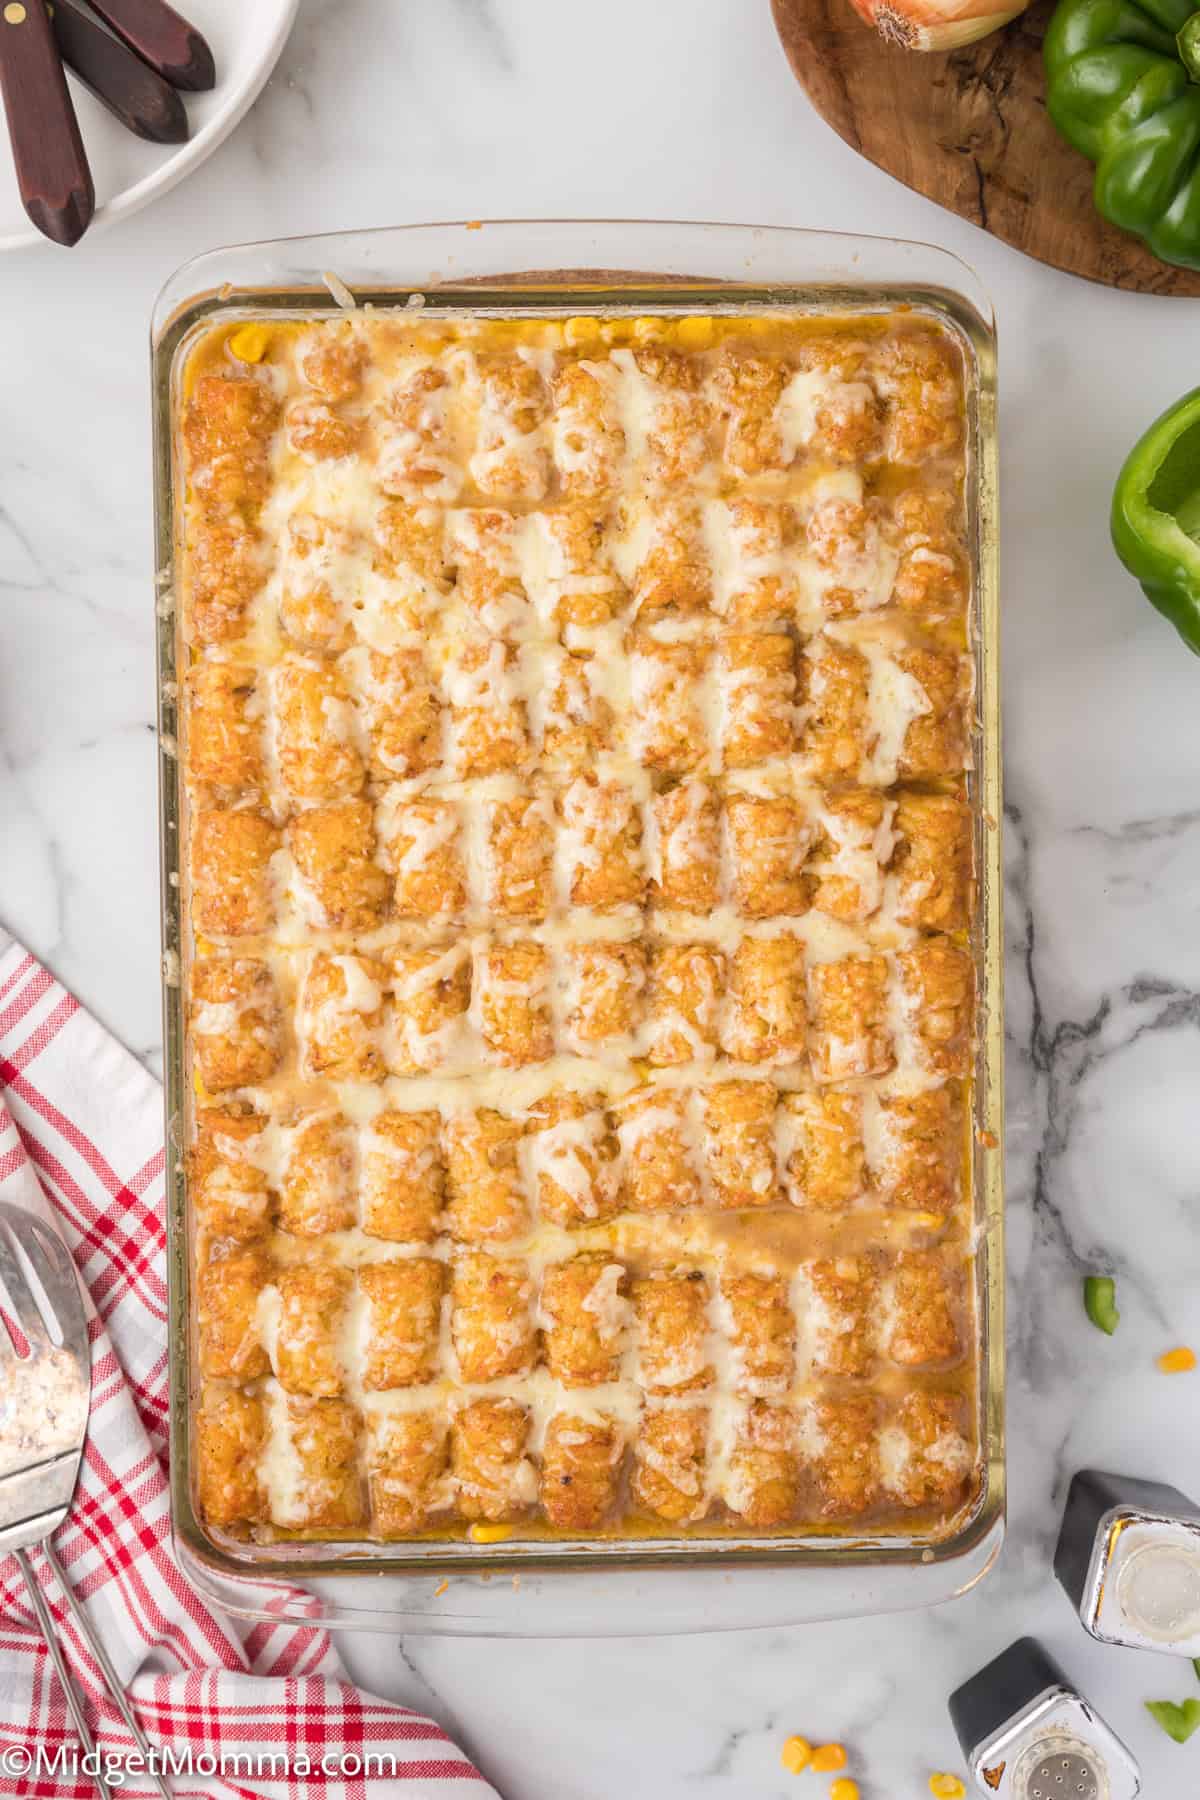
(1055, 1467), (1200, 1658)
(948, 1636), (1140, 1797)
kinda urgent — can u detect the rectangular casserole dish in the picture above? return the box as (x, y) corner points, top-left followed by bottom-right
(153, 221), (1003, 1633)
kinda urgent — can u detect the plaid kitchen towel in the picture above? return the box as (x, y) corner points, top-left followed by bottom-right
(0, 937), (499, 1799)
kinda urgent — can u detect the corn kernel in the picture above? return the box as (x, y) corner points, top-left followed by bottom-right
(812, 1745), (847, 1773)
(228, 324), (271, 364)
(779, 1737), (812, 1774)
(468, 1522), (514, 1544)
(676, 315), (715, 348)
(829, 1782), (859, 1800)
(1157, 1346), (1197, 1374)
(929, 1776), (966, 1799)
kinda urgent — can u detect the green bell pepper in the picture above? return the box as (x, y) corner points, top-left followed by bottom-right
(1112, 387), (1200, 652)
(1044, 0), (1200, 269)
(1146, 1697), (1200, 1742)
(1083, 1274), (1121, 1333)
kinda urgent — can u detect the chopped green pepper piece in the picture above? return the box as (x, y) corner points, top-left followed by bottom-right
(1193, 1655), (1200, 1682)
(1112, 389), (1200, 654)
(1084, 1275), (1120, 1334)
(1146, 1698), (1200, 1743)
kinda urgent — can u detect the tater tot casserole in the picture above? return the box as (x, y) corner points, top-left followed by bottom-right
(175, 302), (985, 1550)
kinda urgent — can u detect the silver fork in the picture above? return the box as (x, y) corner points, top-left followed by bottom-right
(0, 1201), (170, 1800)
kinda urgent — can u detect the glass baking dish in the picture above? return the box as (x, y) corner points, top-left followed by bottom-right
(152, 220), (1003, 1633)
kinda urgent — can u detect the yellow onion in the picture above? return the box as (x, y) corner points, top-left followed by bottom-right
(845, 0), (1027, 50)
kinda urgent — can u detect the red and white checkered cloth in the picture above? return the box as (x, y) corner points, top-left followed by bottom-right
(0, 937), (500, 1799)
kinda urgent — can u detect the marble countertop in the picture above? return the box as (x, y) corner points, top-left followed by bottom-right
(4, 0), (1200, 1792)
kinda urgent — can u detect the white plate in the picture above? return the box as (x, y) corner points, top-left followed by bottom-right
(0, 0), (298, 252)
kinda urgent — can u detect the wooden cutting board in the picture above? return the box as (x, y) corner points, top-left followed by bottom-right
(771, 0), (1200, 295)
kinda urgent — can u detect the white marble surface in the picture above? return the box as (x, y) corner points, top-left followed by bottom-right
(3, 0), (1200, 1793)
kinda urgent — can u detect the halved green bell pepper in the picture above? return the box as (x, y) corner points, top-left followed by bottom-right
(1112, 387), (1200, 652)
(1044, 0), (1200, 269)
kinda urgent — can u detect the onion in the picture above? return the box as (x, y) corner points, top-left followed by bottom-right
(845, 0), (1027, 50)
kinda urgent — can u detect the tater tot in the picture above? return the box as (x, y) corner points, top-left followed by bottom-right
(183, 372), (278, 513)
(558, 777), (644, 909)
(186, 522), (268, 647)
(807, 953), (893, 1084)
(453, 1398), (537, 1523)
(707, 497), (793, 622)
(630, 633), (707, 773)
(451, 1253), (535, 1382)
(535, 506), (626, 630)
(299, 329), (365, 403)
(192, 810), (279, 937)
(722, 934), (807, 1065)
(444, 639), (529, 776)
(551, 358), (625, 498)
(190, 955), (282, 1092)
(627, 499), (710, 619)
(895, 939), (973, 1077)
(870, 1086), (961, 1215)
(474, 940), (553, 1067)
(873, 326), (962, 465)
(701, 1081), (782, 1209)
(278, 514), (355, 653)
(385, 943), (471, 1073)
(802, 1256), (879, 1378)
(297, 952), (387, 1082)
(278, 1111), (357, 1236)
(896, 648), (969, 781)
(881, 1390), (973, 1509)
(484, 793), (554, 919)
(789, 337), (882, 463)
(885, 1251), (962, 1367)
(559, 942), (647, 1054)
(467, 354), (550, 500)
(197, 1384), (265, 1527)
(629, 344), (713, 483)
(361, 1110), (445, 1242)
(377, 365), (461, 503)
(350, 647), (443, 783)
(185, 661), (264, 791)
(198, 1246), (271, 1380)
(272, 655), (365, 803)
(540, 650), (613, 769)
(372, 501), (450, 631)
(800, 636), (871, 781)
(524, 1092), (619, 1227)
(811, 790), (893, 924)
(725, 1401), (799, 1527)
(446, 508), (528, 634)
(890, 489), (968, 621)
(720, 1273), (795, 1397)
(271, 1394), (364, 1530)
(541, 1413), (624, 1530)
(368, 1408), (451, 1535)
(718, 632), (796, 768)
(274, 1264), (352, 1397)
(891, 791), (972, 932)
(287, 800), (390, 932)
(541, 1255), (629, 1386)
(360, 1259), (445, 1389)
(285, 397), (360, 462)
(632, 1406), (709, 1523)
(632, 1271), (712, 1395)
(805, 496), (897, 618)
(713, 348), (790, 475)
(811, 1393), (881, 1519)
(614, 1088), (703, 1214)
(379, 798), (466, 920)
(191, 1106), (272, 1242)
(443, 1109), (529, 1245)
(649, 779), (721, 913)
(646, 943), (724, 1067)
(781, 1089), (865, 1212)
(726, 794), (812, 918)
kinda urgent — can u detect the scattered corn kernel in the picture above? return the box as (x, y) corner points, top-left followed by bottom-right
(780, 1737), (812, 1774)
(829, 1781), (859, 1800)
(468, 1522), (514, 1543)
(812, 1744), (847, 1773)
(930, 1776), (967, 1799)
(1158, 1346), (1197, 1374)
(465, 220), (483, 230)
(432, 1579), (449, 1597)
(228, 324), (271, 363)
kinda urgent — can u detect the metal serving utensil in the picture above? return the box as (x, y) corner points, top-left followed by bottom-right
(0, 1201), (169, 1800)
